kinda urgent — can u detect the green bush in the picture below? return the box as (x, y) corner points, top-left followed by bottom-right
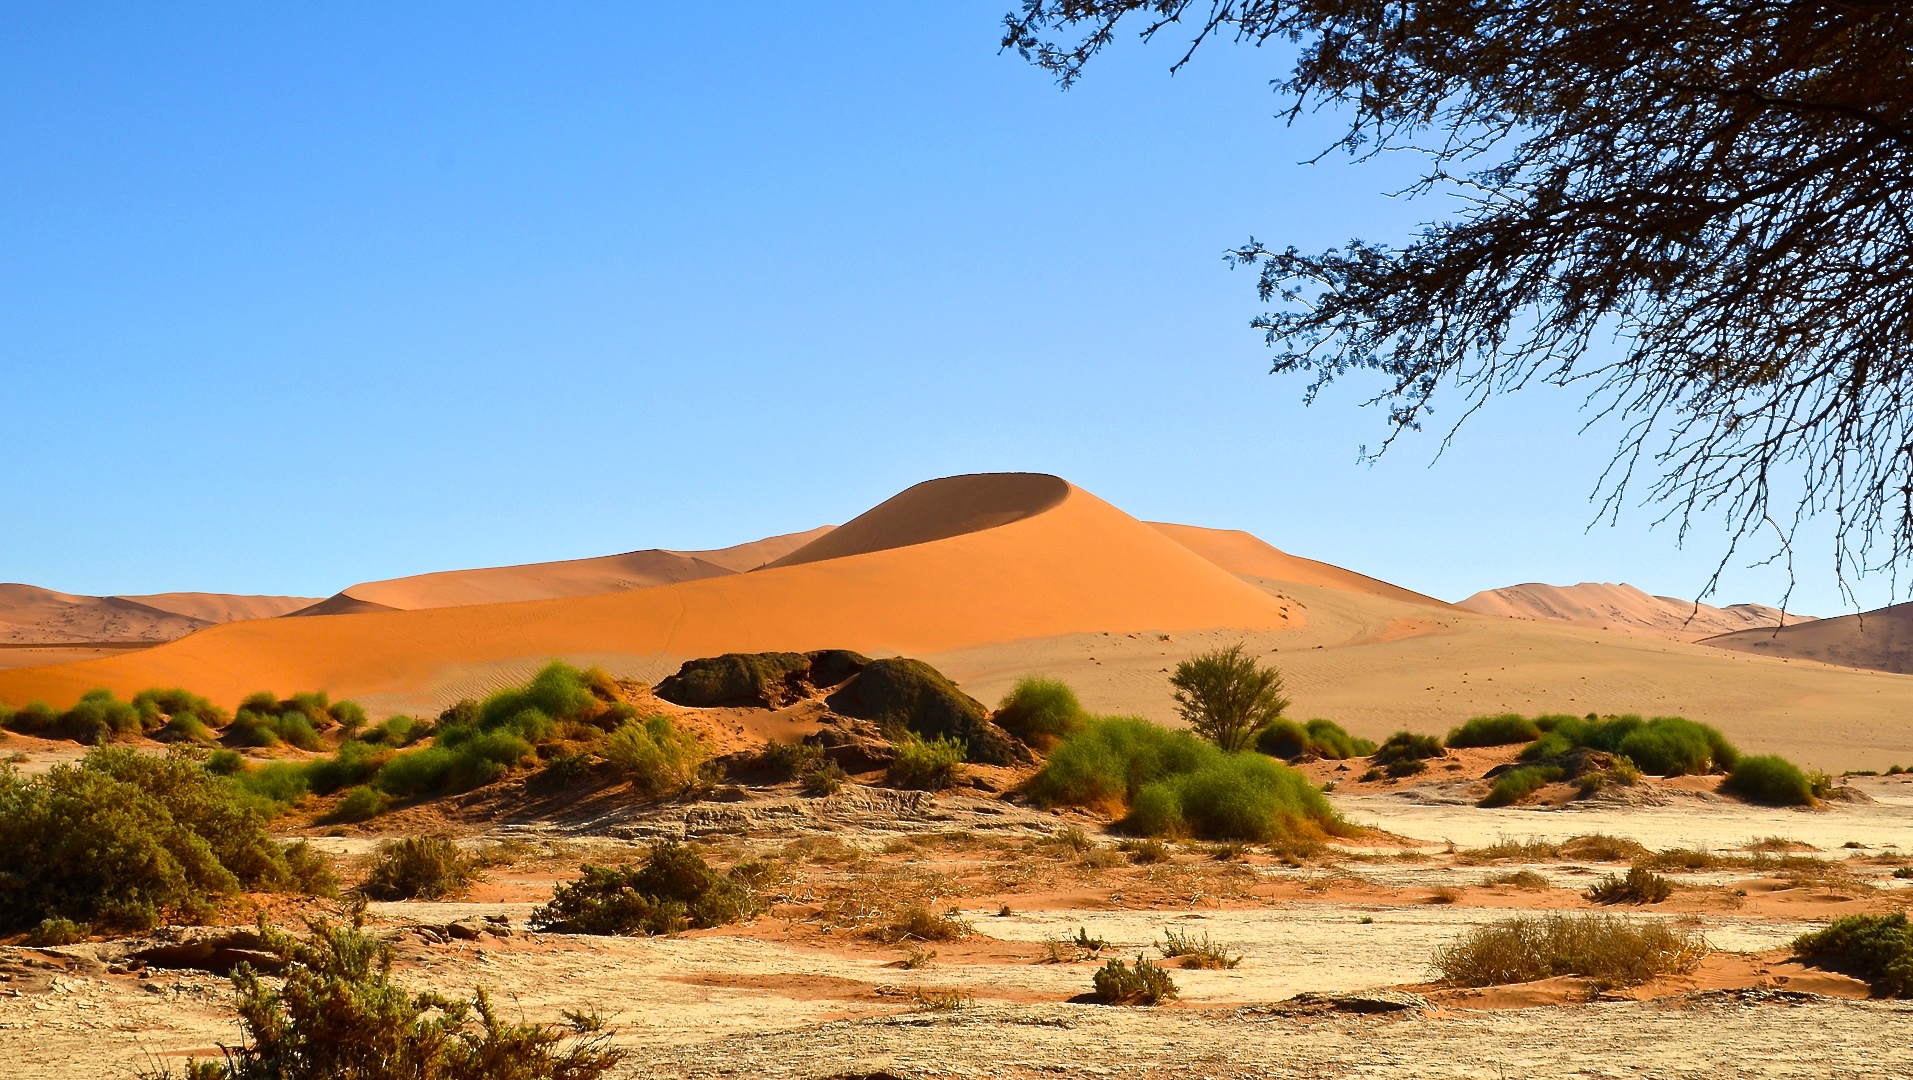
(361, 715), (424, 746)
(0, 747), (328, 932)
(1170, 644), (1291, 752)
(155, 913), (622, 1080)
(1303, 718), (1374, 759)
(1372, 731), (1445, 766)
(304, 740), (392, 795)
(827, 657), (1027, 765)
(1028, 715), (1216, 813)
(1793, 913), (1913, 997)
(1480, 765), (1564, 807)
(1091, 954), (1178, 1004)
(4, 701), (58, 737)
(803, 761), (847, 796)
(887, 732), (967, 790)
(322, 785), (389, 824)
(1724, 754), (1816, 806)
(30, 916), (87, 946)
(1254, 718), (1313, 759)
(232, 762), (311, 810)
(994, 676), (1087, 749)
(359, 836), (480, 901)
(1123, 752), (1341, 842)
(1586, 867), (1674, 904)
(1519, 714), (1736, 775)
(477, 661), (602, 732)
(530, 842), (760, 936)
(1251, 717), (1375, 760)
(205, 749), (247, 775)
(758, 739), (826, 778)
(600, 716), (707, 797)
(1447, 713), (1542, 749)
(133, 688), (227, 743)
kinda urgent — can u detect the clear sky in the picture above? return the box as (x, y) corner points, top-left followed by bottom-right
(0, 3), (1878, 613)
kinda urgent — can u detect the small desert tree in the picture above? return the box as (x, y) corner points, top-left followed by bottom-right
(1169, 644), (1290, 752)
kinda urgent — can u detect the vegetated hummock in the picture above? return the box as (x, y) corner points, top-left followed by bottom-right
(1433, 914), (1708, 988)
(993, 676), (1087, 750)
(1792, 913), (1913, 997)
(530, 842), (770, 937)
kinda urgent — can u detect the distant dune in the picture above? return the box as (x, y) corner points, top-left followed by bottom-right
(0, 474), (1297, 711)
(287, 527), (834, 616)
(1455, 581), (1805, 642)
(1147, 522), (1453, 610)
(1702, 602), (1913, 674)
(0, 583), (318, 645)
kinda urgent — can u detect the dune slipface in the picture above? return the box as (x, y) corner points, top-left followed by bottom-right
(0, 475), (1294, 709)
(1702, 601), (1913, 674)
(1458, 581), (1804, 641)
(1147, 521), (1452, 609)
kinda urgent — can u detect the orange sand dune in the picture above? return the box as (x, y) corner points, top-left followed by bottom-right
(287, 527), (834, 616)
(0, 584), (319, 645)
(0, 475), (1294, 710)
(1457, 581), (1805, 642)
(1147, 521), (1451, 609)
(1703, 601), (1913, 674)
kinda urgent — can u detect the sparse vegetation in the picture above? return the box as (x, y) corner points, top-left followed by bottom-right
(530, 842), (761, 936)
(226, 691), (367, 751)
(1433, 913), (1707, 988)
(1170, 644), (1291, 752)
(1794, 913), (1913, 996)
(802, 760), (848, 796)
(1586, 867), (1675, 905)
(1522, 715), (1736, 776)
(1447, 713), (1542, 749)
(1480, 765), (1565, 807)
(994, 676), (1087, 749)
(0, 747), (332, 933)
(147, 912), (622, 1080)
(1724, 754), (1816, 806)
(1091, 954), (1179, 1004)
(600, 715), (708, 797)
(1119, 838), (1172, 864)
(887, 731), (967, 790)
(1482, 870), (1551, 889)
(1372, 731), (1445, 767)
(1254, 717), (1375, 760)
(358, 836), (481, 901)
(827, 657), (1028, 765)
(758, 739), (825, 779)
(878, 905), (971, 943)
(1158, 928), (1240, 969)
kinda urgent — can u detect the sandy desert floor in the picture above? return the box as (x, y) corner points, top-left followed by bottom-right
(7, 766), (1913, 1079)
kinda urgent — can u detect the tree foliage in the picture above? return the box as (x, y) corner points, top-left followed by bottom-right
(1169, 643), (1290, 751)
(1005, 2), (1913, 598)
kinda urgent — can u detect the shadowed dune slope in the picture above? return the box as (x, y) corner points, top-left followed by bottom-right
(1459, 582), (1806, 642)
(765, 473), (1068, 568)
(1702, 602), (1913, 674)
(287, 526), (835, 616)
(1147, 521), (1451, 609)
(0, 584), (319, 645)
(0, 476), (1293, 709)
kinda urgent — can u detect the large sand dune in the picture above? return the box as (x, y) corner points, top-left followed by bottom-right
(1703, 602), (1913, 675)
(0, 475), (1295, 711)
(287, 527), (834, 616)
(1456, 581), (1803, 641)
(0, 584), (317, 645)
(1147, 521), (1451, 609)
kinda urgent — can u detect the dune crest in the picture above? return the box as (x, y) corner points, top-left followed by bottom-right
(765, 473), (1068, 568)
(1702, 601), (1913, 674)
(0, 474), (1295, 710)
(1147, 522), (1450, 609)
(0, 583), (319, 645)
(288, 527), (835, 616)
(1456, 581), (1804, 642)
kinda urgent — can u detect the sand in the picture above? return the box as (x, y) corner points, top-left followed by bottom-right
(1705, 601), (1913, 675)
(0, 584), (318, 645)
(1457, 581), (1804, 641)
(1147, 521), (1451, 609)
(0, 476), (1294, 713)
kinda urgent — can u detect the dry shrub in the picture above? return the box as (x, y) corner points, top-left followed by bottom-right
(1560, 834), (1649, 862)
(1455, 837), (1561, 864)
(1586, 867), (1675, 905)
(1426, 885), (1462, 904)
(1121, 838), (1173, 864)
(1433, 914), (1707, 988)
(875, 904), (971, 943)
(359, 836), (480, 901)
(909, 987), (974, 1012)
(1481, 870), (1550, 890)
(1159, 928), (1240, 969)
(1092, 954), (1179, 1004)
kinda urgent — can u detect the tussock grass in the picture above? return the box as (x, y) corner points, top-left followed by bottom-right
(1372, 731), (1445, 766)
(1480, 765), (1564, 807)
(1521, 715), (1736, 776)
(877, 905), (972, 943)
(1433, 913), (1707, 988)
(1481, 870), (1551, 889)
(1255, 717), (1376, 761)
(1446, 713), (1542, 748)
(359, 836), (480, 901)
(994, 676), (1087, 749)
(1119, 838), (1173, 864)
(1159, 928), (1240, 969)
(531, 842), (767, 936)
(887, 732), (967, 790)
(1585, 867), (1674, 904)
(601, 716), (707, 797)
(1724, 754), (1816, 806)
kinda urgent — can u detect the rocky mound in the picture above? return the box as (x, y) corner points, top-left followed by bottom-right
(825, 658), (1030, 766)
(654, 650), (871, 708)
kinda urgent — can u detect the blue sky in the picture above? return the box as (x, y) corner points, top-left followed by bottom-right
(0, 3), (1874, 613)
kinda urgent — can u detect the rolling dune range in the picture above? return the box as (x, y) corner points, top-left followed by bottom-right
(3, 472), (1912, 769)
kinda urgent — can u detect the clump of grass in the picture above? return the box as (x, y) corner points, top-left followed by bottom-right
(321, 784), (389, 824)
(30, 917), (86, 946)
(1048, 826), (1092, 853)
(1159, 928), (1240, 969)
(358, 836), (480, 901)
(1091, 954), (1179, 1004)
(899, 944), (937, 968)
(600, 716), (708, 797)
(1521, 715), (1736, 776)
(1253, 717), (1375, 761)
(145, 912), (622, 1080)
(1585, 866), (1674, 904)
(1560, 834), (1649, 862)
(1426, 886), (1462, 904)
(887, 731), (967, 790)
(1792, 913), (1913, 996)
(1723, 754), (1816, 806)
(1480, 765), (1565, 807)
(231, 761), (313, 810)
(1120, 838), (1173, 864)
(1372, 731), (1445, 767)
(1482, 870), (1550, 889)
(1433, 914), (1707, 988)
(0, 746), (331, 933)
(802, 760), (848, 796)
(878, 905), (972, 943)
(1446, 713), (1542, 749)
(994, 676), (1087, 749)
(1125, 750), (1343, 842)
(909, 987), (974, 1011)
(530, 842), (762, 936)
(758, 739), (825, 779)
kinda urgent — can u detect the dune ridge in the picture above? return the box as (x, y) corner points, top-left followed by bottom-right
(0, 475), (1295, 710)
(287, 526), (835, 616)
(1147, 521), (1451, 609)
(0, 584), (319, 645)
(1456, 581), (1805, 642)
(1701, 601), (1913, 675)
